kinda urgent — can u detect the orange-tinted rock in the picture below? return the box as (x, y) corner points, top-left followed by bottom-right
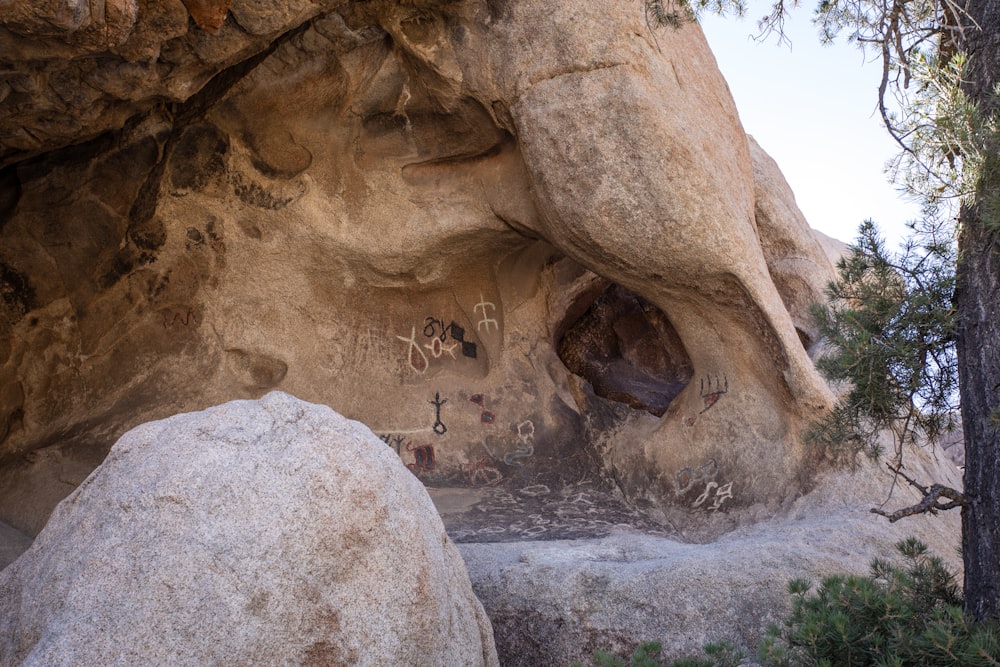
(0, 0), (838, 541)
(180, 0), (231, 34)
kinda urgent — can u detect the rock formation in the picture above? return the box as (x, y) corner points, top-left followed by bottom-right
(0, 392), (499, 666)
(457, 445), (963, 666)
(1, 5), (969, 663)
(1, 0), (839, 538)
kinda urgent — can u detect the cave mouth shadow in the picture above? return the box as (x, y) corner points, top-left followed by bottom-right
(556, 283), (694, 417)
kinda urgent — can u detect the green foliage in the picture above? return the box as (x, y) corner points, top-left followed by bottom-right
(577, 641), (665, 667)
(760, 540), (1000, 666)
(884, 53), (1000, 232)
(645, 0), (695, 29)
(644, 0), (745, 29)
(801, 48), (968, 471)
(807, 219), (957, 462)
(698, 641), (746, 666)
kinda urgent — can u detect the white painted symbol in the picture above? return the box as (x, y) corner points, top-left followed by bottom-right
(424, 337), (458, 359)
(396, 327), (428, 373)
(709, 481), (734, 511)
(474, 294), (499, 332)
(692, 481), (717, 508)
(692, 481), (735, 511)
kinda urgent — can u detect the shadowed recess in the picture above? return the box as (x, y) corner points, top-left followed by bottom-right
(557, 284), (693, 416)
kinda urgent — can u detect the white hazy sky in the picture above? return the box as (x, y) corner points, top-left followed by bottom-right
(699, 5), (920, 245)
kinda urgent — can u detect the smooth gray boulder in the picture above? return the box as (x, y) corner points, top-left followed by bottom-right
(0, 391), (498, 667)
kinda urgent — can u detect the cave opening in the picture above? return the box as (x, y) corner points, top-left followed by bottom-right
(556, 283), (694, 417)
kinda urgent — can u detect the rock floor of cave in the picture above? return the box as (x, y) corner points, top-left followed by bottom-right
(429, 481), (679, 543)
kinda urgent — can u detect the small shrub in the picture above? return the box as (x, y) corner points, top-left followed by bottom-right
(578, 641), (665, 667)
(759, 538), (1000, 666)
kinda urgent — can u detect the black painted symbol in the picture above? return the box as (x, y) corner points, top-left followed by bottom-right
(406, 441), (436, 472)
(699, 376), (729, 414)
(379, 433), (406, 455)
(423, 317), (448, 341)
(447, 321), (477, 359)
(421, 318), (477, 359)
(430, 392), (448, 435)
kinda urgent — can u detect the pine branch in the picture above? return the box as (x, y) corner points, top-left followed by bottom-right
(871, 463), (967, 522)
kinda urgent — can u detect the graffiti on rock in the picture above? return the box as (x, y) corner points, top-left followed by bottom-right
(398, 314), (480, 374)
(691, 480), (734, 511)
(396, 326), (429, 374)
(503, 419), (535, 466)
(699, 376), (729, 414)
(673, 459), (719, 496)
(424, 317), (477, 359)
(469, 393), (496, 424)
(462, 455), (503, 486)
(161, 308), (199, 329)
(406, 441), (437, 474)
(378, 433), (407, 455)
(429, 391), (447, 435)
(474, 295), (498, 333)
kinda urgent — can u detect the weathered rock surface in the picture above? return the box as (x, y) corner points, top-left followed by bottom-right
(0, 392), (499, 667)
(750, 136), (839, 351)
(1, 0), (837, 540)
(0, 4), (964, 663)
(0, 0), (346, 167)
(0, 522), (30, 571)
(458, 450), (963, 666)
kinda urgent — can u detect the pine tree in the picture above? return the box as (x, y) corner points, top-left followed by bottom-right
(759, 539), (1000, 666)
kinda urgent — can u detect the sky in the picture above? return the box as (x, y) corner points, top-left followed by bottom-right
(699, 5), (921, 245)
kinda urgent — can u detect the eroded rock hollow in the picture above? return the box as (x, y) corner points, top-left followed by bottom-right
(0, 0), (839, 539)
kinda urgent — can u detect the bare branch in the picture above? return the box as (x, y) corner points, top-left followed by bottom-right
(886, 461), (930, 493)
(871, 463), (967, 522)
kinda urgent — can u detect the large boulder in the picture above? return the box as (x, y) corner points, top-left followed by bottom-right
(0, 392), (499, 667)
(750, 136), (838, 350)
(1, 0), (836, 539)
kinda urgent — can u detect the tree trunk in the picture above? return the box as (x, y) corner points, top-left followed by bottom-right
(955, 0), (1000, 622)
(956, 209), (1000, 622)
